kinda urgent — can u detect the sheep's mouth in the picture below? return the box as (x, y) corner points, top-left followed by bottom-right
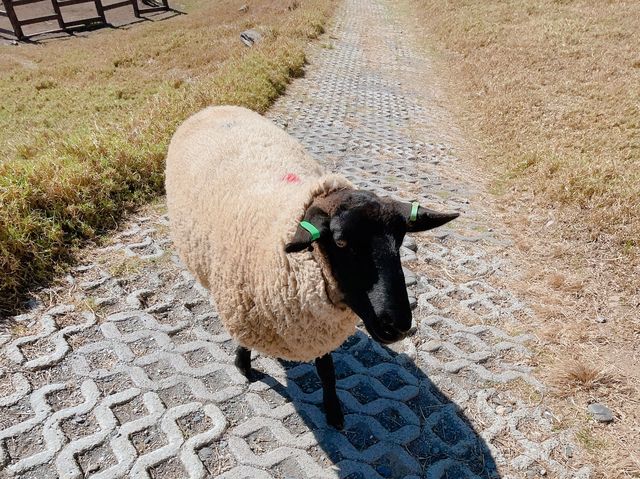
(344, 295), (410, 345)
(361, 317), (408, 345)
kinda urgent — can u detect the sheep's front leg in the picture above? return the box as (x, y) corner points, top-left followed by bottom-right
(235, 346), (256, 381)
(315, 353), (344, 430)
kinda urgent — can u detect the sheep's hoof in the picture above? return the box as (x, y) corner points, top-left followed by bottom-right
(326, 410), (344, 430)
(236, 364), (258, 382)
(235, 346), (259, 382)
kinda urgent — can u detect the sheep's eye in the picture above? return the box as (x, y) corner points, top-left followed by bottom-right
(335, 239), (348, 248)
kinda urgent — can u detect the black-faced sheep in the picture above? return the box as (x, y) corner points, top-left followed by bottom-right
(166, 106), (458, 429)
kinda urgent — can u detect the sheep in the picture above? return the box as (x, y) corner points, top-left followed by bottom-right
(165, 106), (459, 429)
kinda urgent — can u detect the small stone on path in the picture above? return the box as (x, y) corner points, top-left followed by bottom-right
(587, 403), (614, 422)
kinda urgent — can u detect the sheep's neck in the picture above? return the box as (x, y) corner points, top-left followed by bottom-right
(311, 245), (346, 307)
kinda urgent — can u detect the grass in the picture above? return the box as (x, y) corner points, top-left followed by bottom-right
(576, 428), (608, 453)
(0, 0), (337, 315)
(549, 360), (615, 397)
(405, 0), (639, 263)
(399, 1), (640, 477)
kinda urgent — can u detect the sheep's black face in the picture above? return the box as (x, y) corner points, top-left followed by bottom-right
(321, 192), (411, 344)
(285, 189), (459, 346)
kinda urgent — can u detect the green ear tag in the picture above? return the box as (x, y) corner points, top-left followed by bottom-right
(299, 221), (320, 241)
(410, 202), (420, 222)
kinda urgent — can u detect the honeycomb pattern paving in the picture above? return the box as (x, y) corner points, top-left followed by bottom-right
(0, 0), (591, 478)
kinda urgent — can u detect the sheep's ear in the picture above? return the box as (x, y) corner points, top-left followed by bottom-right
(284, 206), (329, 253)
(395, 201), (459, 232)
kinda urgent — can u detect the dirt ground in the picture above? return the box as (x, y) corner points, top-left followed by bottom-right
(0, 0), (179, 44)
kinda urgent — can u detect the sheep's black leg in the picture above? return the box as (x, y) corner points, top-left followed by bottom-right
(235, 346), (255, 381)
(315, 352), (344, 430)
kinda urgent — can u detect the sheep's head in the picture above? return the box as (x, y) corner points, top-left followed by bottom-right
(285, 189), (459, 345)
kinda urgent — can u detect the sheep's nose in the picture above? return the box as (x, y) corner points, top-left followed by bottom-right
(380, 313), (411, 337)
(381, 304), (412, 327)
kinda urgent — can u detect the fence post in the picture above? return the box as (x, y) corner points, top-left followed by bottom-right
(50, 0), (65, 30)
(94, 0), (106, 23)
(2, 0), (24, 39)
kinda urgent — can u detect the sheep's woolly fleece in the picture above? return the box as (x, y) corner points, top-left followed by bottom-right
(166, 106), (358, 361)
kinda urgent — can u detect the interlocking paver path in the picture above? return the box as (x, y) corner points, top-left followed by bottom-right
(0, 0), (593, 478)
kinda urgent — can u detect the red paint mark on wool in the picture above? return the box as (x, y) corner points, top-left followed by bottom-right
(282, 173), (301, 183)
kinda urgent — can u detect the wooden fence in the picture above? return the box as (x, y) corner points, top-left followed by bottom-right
(0, 0), (169, 40)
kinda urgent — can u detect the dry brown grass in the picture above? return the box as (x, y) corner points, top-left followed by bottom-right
(0, 0), (329, 152)
(504, 238), (640, 478)
(0, 0), (337, 314)
(405, 0), (640, 279)
(549, 360), (615, 397)
(399, 0), (640, 476)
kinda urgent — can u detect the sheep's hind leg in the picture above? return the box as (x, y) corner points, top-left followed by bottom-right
(315, 352), (344, 430)
(235, 346), (256, 382)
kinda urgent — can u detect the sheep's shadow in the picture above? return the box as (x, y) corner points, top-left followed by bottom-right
(250, 330), (500, 479)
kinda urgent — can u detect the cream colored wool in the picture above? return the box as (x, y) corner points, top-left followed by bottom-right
(166, 106), (358, 362)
